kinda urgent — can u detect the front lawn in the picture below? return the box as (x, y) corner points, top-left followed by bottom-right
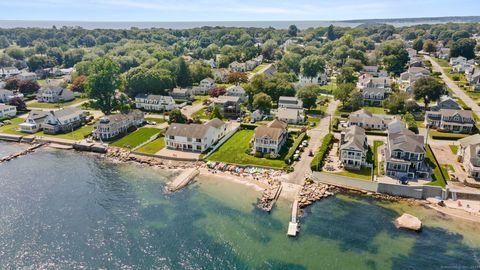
(0, 118), (26, 135)
(425, 145), (447, 187)
(28, 98), (88, 109)
(192, 107), (210, 119)
(110, 128), (162, 150)
(208, 129), (290, 168)
(334, 167), (372, 181)
(145, 117), (166, 124)
(432, 57), (450, 67)
(40, 125), (94, 140)
(193, 95), (210, 105)
(251, 64), (268, 73)
(429, 130), (469, 140)
(135, 137), (165, 154)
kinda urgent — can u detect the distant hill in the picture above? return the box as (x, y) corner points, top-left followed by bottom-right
(342, 16), (480, 25)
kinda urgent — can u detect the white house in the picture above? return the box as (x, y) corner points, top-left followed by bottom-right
(0, 104), (16, 118)
(164, 118), (226, 152)
(16, 72), (37, 81)
(450, 56), (468, 66)
(229, 61), (246, 72)
(135, 94), (176, 111)
(0, 89), (24, 103)
(347, 109), (387, 130)
(278, 96), (303, 109)
(430, 95), (461, 111)
(41, 107), (86, 134)
(425, 109), (475, 134)
(297, 73), (328, 87)
(19, 110), (50, 133)
(457, 134), (480, 179)
(170, 88), (194, 100)
(340, 125), (368, 170)
(213, 69), (231, 82)
(275, 107), (305, 124)
(226, 85), (246, 102)
(93, 110), (144, 140)
(0, 67), (20, 79)
(253, 119), (288, 157)
(199, 78), (215, 90)
(37, 85), (75, 103)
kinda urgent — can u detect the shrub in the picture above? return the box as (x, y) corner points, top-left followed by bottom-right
(403, 112), (418, 134)
(254, 152), (263, 158)
(310, 133), (334, 171)
(284, 132), (307, 164)
(452, 75), (460, 81)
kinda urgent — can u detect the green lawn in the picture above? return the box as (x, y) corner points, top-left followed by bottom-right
(334, 167), (372, 181)
(135, 137), (166, 154)
(335, 105), (388, 117)
(373, 141), (384, 176)
(251, 64), (268, 73)
(28, 98), (88, 109)
(193, 95), (210, 105)
(192, 107), (210, 119)
(208, 129), (289, 168)
(307, 116), (320, 127)
(425, 145), (447, 187)
(449, 145), (459, 154)
(318, 81), (337, 94)
(110, 128), (162, 150)
(0, 118), (26, 135)
(429, 130), (469, 140)
(40, 125), (94, 140)
(432, 57), (450, 67)
(145, 117), (166, 123)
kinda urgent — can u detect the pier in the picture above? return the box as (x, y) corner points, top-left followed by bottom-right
(166, 168), (200, 192)
(287, 199), (299, 237)
(0, 143), (46, 163)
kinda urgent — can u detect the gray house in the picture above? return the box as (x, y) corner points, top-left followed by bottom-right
(340, 126), (368, 170)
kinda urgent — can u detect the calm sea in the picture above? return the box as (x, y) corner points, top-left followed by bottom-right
(0, 141), (479, 269)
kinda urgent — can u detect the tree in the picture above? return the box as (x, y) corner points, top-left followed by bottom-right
(337, 66), (357, 84)
(18, 80), (40, 95)
(27, 55), (54, 71)
(227, 72), (248, 84)
(209, 105), (224, 120)
(0, 36), (9, 49)
(403, 112), (418, 134)
(279, 52), (302, 74)
(288, 25), (298, 37)
(450, 38), (476, 59)
(261, 39), (277, 60)
(71, 75), (87, 92)
(253, 92), (272, 114)
(300, 55), (325, 78)
(422, 39), (436, 53)
(5, 46), (25, 60)
(208, 86), (226, 97)
(345, 90), (363, 111)
(412, 39), (424, 52)
(189, 61), (212, 83)
(176, 57), (192, 87)
(333, 83), (355, 107)
(326, 25), (336, 40)
(297, 85), (318, 110)
(4, 78), (19, 90)
(85, 57), (121, 115)
(413, 76), (445, 108)
(376, 40), (409, 75)
(8, 96), (26, 111)
(384, 92), (409, 114)
(168, 109), (187, 124)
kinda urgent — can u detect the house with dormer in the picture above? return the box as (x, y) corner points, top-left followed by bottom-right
(425, 109), (475, 133)
(457, 134), (480, 179)
(93, 110), (144, 140)
(37, 85), (75, 103)
(226, 85), (246, 102)
(253, 119), (288, 157)
(362, 88), (387, 106)
(340, 125), (368, 170)
(135, 94), (176, 111)
(165, 118), (226, 152)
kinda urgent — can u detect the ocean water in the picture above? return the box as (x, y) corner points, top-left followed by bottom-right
(0, 141), (479, 269)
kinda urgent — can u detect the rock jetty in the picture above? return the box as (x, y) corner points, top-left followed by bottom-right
(257, 179), (282, 212)
(0, 143), (46, 163)
(298, 180), (335, 208)
(395, 213), (422, 231)
(106, 147), (201, 169)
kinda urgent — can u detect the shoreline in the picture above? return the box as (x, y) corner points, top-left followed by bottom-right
(2, 140), (479, 223)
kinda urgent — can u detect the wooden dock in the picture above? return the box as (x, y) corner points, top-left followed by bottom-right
(287, 199), (299, 237)
(166, 168), (199, 192)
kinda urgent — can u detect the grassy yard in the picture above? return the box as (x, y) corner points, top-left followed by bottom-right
(145, 117), (166, 124)
(449, 145), (459, 154)
(425, 145), (447, 187)
(307, 116), (320, 127)
(433, 57), (450, 67)
(318, 81), (337, 93)
(208, 129), (289, 168)
(110, 128), (162, 150)
(429, 130), (469, 140)
(373, 140), (384, 176)
(334, 167), (372, 181)
(0, 118), (26, 135)
(40, 125), (94, 140)
(135, 137), (165, 154)
(192, 107), (210, 119)
(193, 95), (210, 105)
(251, 64), (268, 73)
(28, 98), (88, 109)
(335, 105), (388, 117)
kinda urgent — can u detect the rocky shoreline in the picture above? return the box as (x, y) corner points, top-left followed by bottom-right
(0, 142), (46, 163)
(297, 180), (336, 208)
(257, 179), (283, 212)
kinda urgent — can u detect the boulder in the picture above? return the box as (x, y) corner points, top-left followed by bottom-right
(395, 213), (422, 231)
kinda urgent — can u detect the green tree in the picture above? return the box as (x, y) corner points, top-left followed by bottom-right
(5, 46), (25, 60)
(376, 40), (409, 75)
(337, 66), (357, 84)
(209, 105), (224, 119)
(422, 39), (436, 53)
(253, 92), (272, 114)
(288, 25), (298, 37)
(413, 76), (445, 109)
(297, 85), (318, 110)
(384, 92), (409, 114)
(168, 109), (187, 124)
(189, 61), (212, 83)
(450, 38), (476, 59)
(412, 39), (424, 52)
(345, 90), (363, 111)
(333, 83), (355, 107)
(18, 80), (40, 95)
(326, 25), (336, 40)
(279, 52), (302, 74)
(403, 112), (418, 134)
(85, 57), (121, 115)
(300, 55), (325, 78)
(176, 57), (192, 87)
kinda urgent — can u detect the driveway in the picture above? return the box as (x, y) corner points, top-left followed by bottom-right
(182, 102), (206, 118)
(283, 100), (339, 185)
(425, 55), (480, 116)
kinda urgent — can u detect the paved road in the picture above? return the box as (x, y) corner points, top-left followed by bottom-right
(425, 55), (480, 116)
(283, 100), (339, 185)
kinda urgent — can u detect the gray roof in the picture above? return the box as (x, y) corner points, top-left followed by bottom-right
(136, 94), (174, 102)
(205, 118), (225, 129)
(52, 107), (84, 122)
(254, 120), (287, 140)
(388, 127), (425, 154)
(165, 123), (212, 139)
(362, 88), (386, 96)
(26, 110), (49, 123)
(459, 134), (480, 148)
(341, 126), (367, 152)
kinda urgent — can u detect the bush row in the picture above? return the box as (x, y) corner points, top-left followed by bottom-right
(284, 132), (307, 164)
(310, 133), (334, 171)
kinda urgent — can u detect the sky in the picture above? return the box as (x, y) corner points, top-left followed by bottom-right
(0, 0), (479, 22)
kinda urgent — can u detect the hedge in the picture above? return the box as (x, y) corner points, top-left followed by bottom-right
(310, 133), (334, 171)
(240, 123), (258, 130)
(284, 132), (307, 164)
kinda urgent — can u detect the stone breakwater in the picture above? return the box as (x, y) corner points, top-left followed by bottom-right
(0, 143), (46, 163)
(257, 179), (283, 212)
(298, 181), (336, 208)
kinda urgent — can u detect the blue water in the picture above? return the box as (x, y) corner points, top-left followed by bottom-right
(0, 142), (479, 269)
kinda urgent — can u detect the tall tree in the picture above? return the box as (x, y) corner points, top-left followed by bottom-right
(300, 55), (325, 78)
(333, 83), (355, 107)
(412, 39), (424, 52)
(18, 80), (40, 95)
(209, 105), (224, 120)
(71, 75), (87, 92)
(168, 109), (187, 124)
(326, 25), (336, 40)
(85, 57), (121, 115)
(288, 25), (298, 37)
(413, 76), (445, 109)
(176, 57), (192, 87)
(337, 67), (357, 84)
(253, 92), (272, 114)
(297, 85), (318, 110)
(450, 38), (476, 59)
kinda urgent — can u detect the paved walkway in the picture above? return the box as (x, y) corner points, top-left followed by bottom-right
(425, 55), (480, 116)
(313, 172), (378, 192)
(283, 100), (339, 185)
